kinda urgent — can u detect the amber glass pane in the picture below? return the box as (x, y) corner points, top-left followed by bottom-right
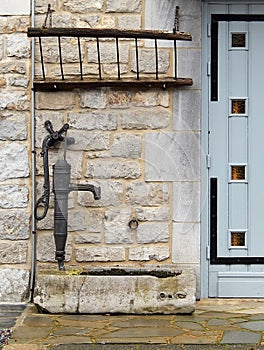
(232, 99), (246, 114)
(231, 232), (245, 247)
(232, 33), (246, 47)
(231, 165), (245, 180)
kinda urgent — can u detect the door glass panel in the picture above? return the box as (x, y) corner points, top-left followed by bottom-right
(231, 99), (246, 115)
(230, 231), (246, 247)
(231, 165), (246, 180)
(232, 33), (246, 47)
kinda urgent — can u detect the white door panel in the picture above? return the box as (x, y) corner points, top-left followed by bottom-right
(205, 4), (264, 297)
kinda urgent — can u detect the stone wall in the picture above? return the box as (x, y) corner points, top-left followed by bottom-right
(34, 0), (201, 273)
(0, 0), (31, 301)
(0, 0), (201, 301)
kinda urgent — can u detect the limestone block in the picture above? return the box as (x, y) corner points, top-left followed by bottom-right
(145, 132), (200, 181)
(68, 111), (117, 130)
(61, 41), (83, 63)
(112, 133), (142, 158)
(35, 92), (76, 110)
(145, 0), (201, 48)
(3, 17), (30, 33)
(126, 182), (169, 206)
(0, 268), (29, 302)
(76, 246), (125, 262)
(75, 233), (101, 244)
(136, 223), (169, 243)
(145, 0), (177, 32)
(120, 107), (170, 129)
(0, 0), (30, 15)
(173, 182), (200, 222)
(135, 207), (170, 222)
(35, 40), (59, 64)
(85, 159), (141, 179)
(0, 61), (26, 74)
(64, 0), (104, 12)
(173, 90), (201, 131)
(0, 185), (28, 208)
(131, 49), (170, 74)
(172, 222), (200, 264)
(0, 36), (3, 60)
(104, 207), (133, 244)
(0, 77), (6, 87)
(0, 115), (27, 140)
(33, 268), (196, 314)
(87, 209), (104, 232)
(67, 130), (110, 151)
(88, 42), (130, 64)
(79, 15), (100, 28)
(134, 90), (169, 107)
(129, 246), (170, 261)
(103, 63), (128, 76)
(0, 91), (29, 111)
(10, 77), (29, 88)
(49, 15), (77, 28)
(178, 49), (201, 89)
(36, 212), (53, 231)
(35, 0), (56, 14)
(0, 210), (30, 240)
(79, 90), (107, 109)
(108, 90), (132, 109)
(97, 15), (116, 29)
(106, 0), (142, 13)
(0, 241), (28, 264)
(6, 33), (30, 58)
(68, 211), (87, 232)
(0, 142), (29, 181)
(118, 15), (141, 30)
(78, 180), (123, 207)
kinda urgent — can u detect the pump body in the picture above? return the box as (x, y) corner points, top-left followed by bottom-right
(35, 121), (101, 270)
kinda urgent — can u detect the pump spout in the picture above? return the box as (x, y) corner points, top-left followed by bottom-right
(69, 183), (101, 200)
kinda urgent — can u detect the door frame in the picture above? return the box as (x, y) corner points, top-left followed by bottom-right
(201, 0), (264, 298)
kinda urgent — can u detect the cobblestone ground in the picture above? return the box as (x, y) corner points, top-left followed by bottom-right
(4, 300), (264, 349)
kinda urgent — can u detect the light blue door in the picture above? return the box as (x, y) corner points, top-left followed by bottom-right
(206, 4), (264, 297)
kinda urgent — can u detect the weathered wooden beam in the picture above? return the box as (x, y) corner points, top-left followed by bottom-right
(27, 27), (192, 41)
(32, 77), (193, 92)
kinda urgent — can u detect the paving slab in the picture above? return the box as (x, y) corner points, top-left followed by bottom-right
(239, 320), (264, 331)
(221, 330), (262, 344)
(49, 345), (264, 350)
(0, 304), (26, 329)
(4, 299), (264, 348)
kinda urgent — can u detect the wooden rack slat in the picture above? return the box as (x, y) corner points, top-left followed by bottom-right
(27, 27), (192, 41)
(31, 77), (193, 91)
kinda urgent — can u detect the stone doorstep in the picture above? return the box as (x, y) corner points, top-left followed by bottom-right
(33, 268), (196, 314)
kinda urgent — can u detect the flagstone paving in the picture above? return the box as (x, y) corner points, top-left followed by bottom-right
(4, 300), (264, 349)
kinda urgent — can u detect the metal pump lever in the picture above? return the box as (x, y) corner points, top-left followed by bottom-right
(35, 120), (101, 271)
(35, 121), (71, 221)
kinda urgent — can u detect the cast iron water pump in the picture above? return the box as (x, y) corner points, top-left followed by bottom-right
(35, 120), (101, 270)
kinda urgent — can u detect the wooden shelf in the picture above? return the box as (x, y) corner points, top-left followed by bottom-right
(28, 27), (193, 91)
